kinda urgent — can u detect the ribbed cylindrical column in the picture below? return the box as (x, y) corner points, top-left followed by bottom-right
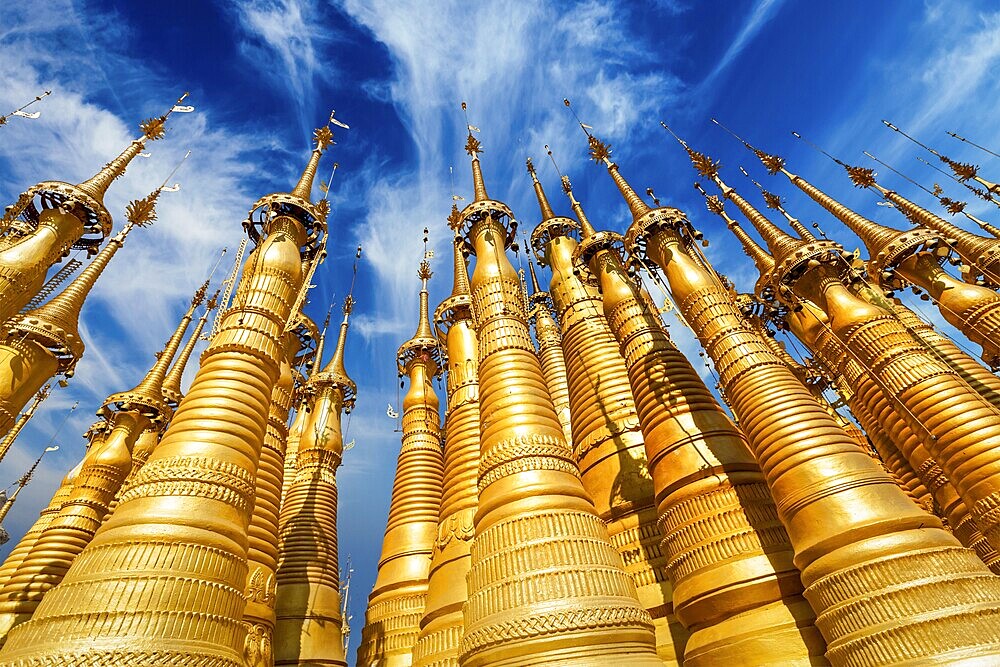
(580, 235), (826, 665)
(413, 312), (479, 666)
(540, 232), (683, 665)
(280, 397), (309, 508)
(889, 301), (1000, 410)
(275, 303), (354, 667)
(636, 218), (1000, 664)
(357, 348), (442, 666)
(782, 300), (1000, 571)
(0, 214), (307, 666)
(793, 264), (1000, 550)
(457, 147), (659, 666)
(896, 253), (1000, 367)
(531, 304), (573, 445)
(243, 331), (297, 666)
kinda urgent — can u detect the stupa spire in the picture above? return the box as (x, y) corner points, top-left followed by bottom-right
(915, 156), (1000, 236)
(162, 289), (219, 407)
(884, 120), (1000, 198)
(290, 126), (333, 202)
(359, 252), (443, 666)
(739, 166), (816, 239)
(695, 183), (775, 274)
(0, 117), (323, 664)
(462, 103), (488, 202)
(526, 156), (556, 220)
(75, 94), (189, 205)
(664, 123), (800, 258)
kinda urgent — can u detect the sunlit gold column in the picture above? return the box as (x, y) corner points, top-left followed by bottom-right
(275, 300), (355, 667)
(700, 143), (1000, 553)
(358, 264), (444, 667)
(412, 236), (480, 667)
(597, 132), (1000, 664)
(781, 163), (1000, 368)
(704, 166), (1000, 574)
(703, 196), (935, 513)
(0, 274), (205, 641)
(243, 327), (301, 667)
(0, 125), (333, 666)
(455, 131), (659, 667)
(0, 99), (184, 321)
(783, 296), (1000, 572)
(568, 178), (826, 665)
(525, 260), (573, 444)
(527, 160), (682, 665)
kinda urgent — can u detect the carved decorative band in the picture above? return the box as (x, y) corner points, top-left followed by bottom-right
(460, 605), (653, 655)
(119, 457), (257, 513)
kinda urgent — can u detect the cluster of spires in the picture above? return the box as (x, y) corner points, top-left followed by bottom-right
(0, 97), (364, 666)
(3, 84), (1000, 667)
(357, 104), (1000, 667)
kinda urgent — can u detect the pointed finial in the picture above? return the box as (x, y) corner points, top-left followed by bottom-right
(104, 274), (205, 421)
(791, 131), (878, 188)
(646, 188), (661, 207)
(526, 156), (556, 221)
(695, 181), (774, 274)
(291, 125), (335, 202)
(162, 283), (219, 407)
(397, 250), (443, 375)
(550, 149), (596, 238)
(661, 120), (722, 179)
(738, 165), (815, 240)
(527, 257), (542, 294)
(710, 118), (787, 175)
(462, 103), (488, 202)
(0, 90), (52, 127)
(75, 92), (191, 204)
(449, 236), (471, 299)
(947, 130), (1000, 161)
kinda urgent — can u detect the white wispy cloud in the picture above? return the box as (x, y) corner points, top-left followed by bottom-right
(230, 0), (335, 134)
(698, 0), (787, 93)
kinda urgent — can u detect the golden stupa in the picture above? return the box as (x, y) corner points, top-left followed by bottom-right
(3, 53), (1000, 667)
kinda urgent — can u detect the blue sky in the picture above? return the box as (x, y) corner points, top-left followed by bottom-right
(2, 0), (1000, 658)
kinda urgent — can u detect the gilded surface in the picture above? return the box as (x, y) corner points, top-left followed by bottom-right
(0, 125), (325, 664)
(574, 218), (826, 665)
(456, 145), (659, 667)
(612, 144), (1000, 664)
(358, 281), (443, 667)
(275, 301), (354, 667)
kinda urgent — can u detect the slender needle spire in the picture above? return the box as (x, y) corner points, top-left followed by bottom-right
(76, 93), (190, 205)
(162, 290), (218, 407)
(462, 103), (488, 203)
(739, 165), (816, 240)
(526, 157), (555, 221)
(695, 182), (775, 274)
(0, 385), (51, 463)
(666, 123), (799, 257)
